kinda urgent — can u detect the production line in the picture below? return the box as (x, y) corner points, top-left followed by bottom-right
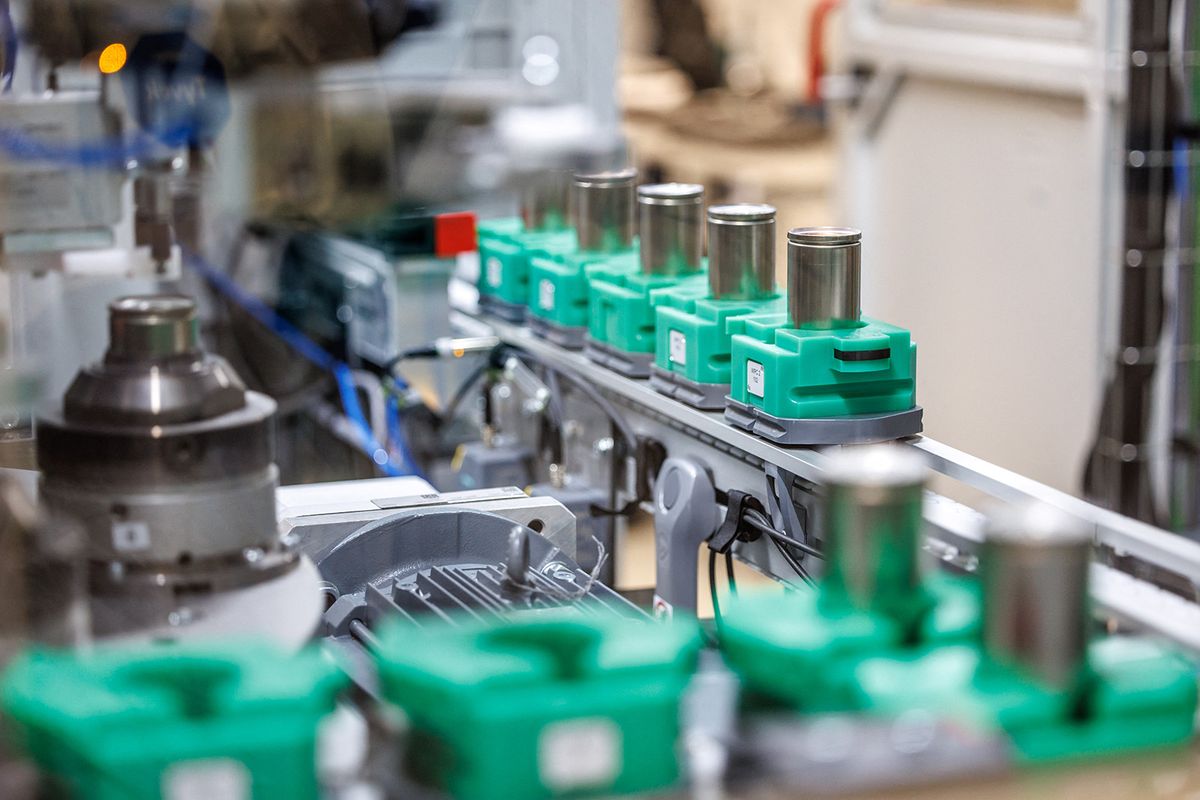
(0, 0), (1198, 797)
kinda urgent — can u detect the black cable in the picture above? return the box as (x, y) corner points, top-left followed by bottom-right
(589, 500), (642, 518)
(770, 537), (816, 588)
(744, 510), (825, 561)
(437, 360), (490, 427)
(383, 345), (440, 374)
(742, 508), (824, 560)
(724, 551), (737, 596)
(708, 548), (724, 631)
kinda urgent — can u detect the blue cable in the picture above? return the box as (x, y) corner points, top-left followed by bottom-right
(183, 248), (422, 478)
(1175, 139), (1191, 203)
(333, 363), (402, 478)
(386, 393), (427, 479)
(0, 123), (195, 168)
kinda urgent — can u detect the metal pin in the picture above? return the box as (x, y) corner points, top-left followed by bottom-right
(821, 445), (927, 616)
(521, 169), (571, 232)
(572, 168), (637, 253)
(638, 183), (704, 276)
(982, 502), (1091, 691)
(786, 227), (862, 329)
(707, 204), (776, 301)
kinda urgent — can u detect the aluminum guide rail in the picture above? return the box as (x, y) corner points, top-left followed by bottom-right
(452, 310), (1200, 654)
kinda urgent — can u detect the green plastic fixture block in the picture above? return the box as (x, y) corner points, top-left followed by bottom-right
(855, 637), (1198, 763)
(654, 290), (784, 387)
(587, 264), (707, 355)
(1, 642), (348, 800)
(372, 611), (703, 800)
(719, 576), (979, 713)
(728, 314), (917, 419)
(527, 248), (638, 329)
(477, 217), (576, 306)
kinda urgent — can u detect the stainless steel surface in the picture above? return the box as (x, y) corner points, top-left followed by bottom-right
(453, 308), (1200, 655)
(35, 294), (303, 640)
(982, 503), (1091, 690)
(64, 295), (247, 426)
(638, 183), (704, 276)
(520, 169), (571, 233)
(822, 445), (927, 614)
(572, 168), (637, 253)
(787, 227), (862, 330)
(707, 203), (776, 301)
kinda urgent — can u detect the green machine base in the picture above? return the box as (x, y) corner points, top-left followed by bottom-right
(1, 643), (348, 800)
(526, 249), (638, 339)
(477, 217), (576, 322)
(719, 577), (980, 714)
(726, 313), (920, 444)
(652, 292), (784, 410)
(371, 612), (703, 800)
(585, 265), (707, 378)
(855, 638), (1198, 764)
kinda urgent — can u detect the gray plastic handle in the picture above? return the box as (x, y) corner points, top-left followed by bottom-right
(653, 457), (720, 614)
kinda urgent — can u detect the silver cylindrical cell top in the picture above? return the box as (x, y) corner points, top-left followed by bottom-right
(821, 445), (927, 617)
(572, 168), (637, 253)
(982, 502), (1091, 691)
(638, 183), (704, 276)
(107, 295), (200, 362)
(707, 203), (776, 300)
(787, 227), (862, 329)
(520, 169), (571, 233)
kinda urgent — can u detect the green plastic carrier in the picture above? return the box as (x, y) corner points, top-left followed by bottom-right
(526, 248), (638, 329)
(477, 217), (576, 308)
(654, 290), (784, 387)
(855, 637), (1198, 763)
(1, 642), (348, 800)
(372, 611), (703, 800)
(728, 314), (917, 419)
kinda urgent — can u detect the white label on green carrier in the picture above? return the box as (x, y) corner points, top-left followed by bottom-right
(486, 256), (502, 288)
(668, 329), (687, 366)
(539, 278), (556, 310)
(747, 360), (766, 397)
(539, 718), (621, 791)
(164, 759), (250, 800)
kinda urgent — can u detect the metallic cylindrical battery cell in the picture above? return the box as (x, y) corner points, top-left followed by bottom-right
(108, 295), (199, 361)
(821, 445), (928, 615)
(572, 168), (637, 253)
(637, 183), (704, 276)
(520, 169), (571, 232)
(707, 203), (776, 300)
(787, 227), (862, 329)
(982, 503), (1091, 691)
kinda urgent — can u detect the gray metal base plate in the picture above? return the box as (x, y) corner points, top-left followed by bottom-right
(724, 396), (924, 446)
(478, 294), (527, 323)
(584, 338), (655, 378)
(649, 365), (729, 410)
(527, 316), (587, 349)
